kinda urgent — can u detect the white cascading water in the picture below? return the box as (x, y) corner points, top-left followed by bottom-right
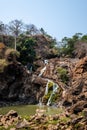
(38, 66), (46, 77)
(46, 81), (59, 106)
(45, 80), (50, 95)
(38, 59), (48, 77)
(39, 98), (43, 107)
(38, 60), (59, 106)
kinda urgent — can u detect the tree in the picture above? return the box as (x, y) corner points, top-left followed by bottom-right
(81, 34), (87, 42)
(72, 33), (82, 41)
(8, 20), (23, 50)
(8, 19), (23, 37)
(61, 37), (75, 57)
(17, 36), (36, 65)
(25, 24), (39, 35)
(40, 28), (46, 35)
(0, 21), (5, 35)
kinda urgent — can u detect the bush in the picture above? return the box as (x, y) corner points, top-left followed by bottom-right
(57, 67), (69, 83)
(5, 49), (20, 62)
(17, 36), (36, 65)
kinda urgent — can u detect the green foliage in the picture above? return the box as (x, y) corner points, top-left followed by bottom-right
(61, 38), (75, 57)
(48, 120), (58, 125)
(49, 38), (57, 48)
(57, 67), (69, 83)
(72, 33), (82, 41)
(59, 116), (70, 123)
(17, 36), (36, 65)
(0, 126), (5, 130)
(43, 81), (62, 105)
(60, 33), (83, 57)
(42, 81), (53, 104)
(81, 35), (87, 42)
(0, 35), (15, 48)
(48, 81), (54, 90)
(74, 123), (83, 129)
(60, 33), (87, 57)
(0, 35), (3, 42)
(21, 115), (30, 121)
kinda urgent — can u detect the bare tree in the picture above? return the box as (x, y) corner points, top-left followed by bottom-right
(25, 24), (40, 35)
(0, 21), (5, 35)
(8, 19), (23, 37)
(8, 20), (23, 50)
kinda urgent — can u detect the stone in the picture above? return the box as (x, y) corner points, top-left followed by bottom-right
(6, 110), (18, 117)
(16, 118), (30, 129)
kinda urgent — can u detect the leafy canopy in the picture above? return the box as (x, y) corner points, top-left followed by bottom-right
(17, 35), (36, 65)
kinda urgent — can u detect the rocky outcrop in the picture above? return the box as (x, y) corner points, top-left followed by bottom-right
(0, 56), (87, 129)
(74, 42), (87, 58)
(0, 56), (87, 116)
(32, 57), (87, 114)
(0, 62), (45, 106)
(33, 35), (58, 60)
(62, 56), (87, 114)
(0, 110), (19, 129)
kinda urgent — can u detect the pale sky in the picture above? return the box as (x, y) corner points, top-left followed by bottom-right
(0, 0), (87, 41)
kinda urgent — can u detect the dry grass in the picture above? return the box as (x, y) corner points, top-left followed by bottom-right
(0, 42), (5, 49)
(0, 59), (8, 72)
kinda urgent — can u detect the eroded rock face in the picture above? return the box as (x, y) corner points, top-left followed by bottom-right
(0, 56), (87, 114)
(62, 56), (87, 114)
(74, 42), (87, 58)
(0, 62), (42, 106)
(0, 57), (87, 129)
(34, 56), (87, 114)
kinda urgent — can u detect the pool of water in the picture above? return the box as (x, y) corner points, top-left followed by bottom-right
(0, 105), (63, 116)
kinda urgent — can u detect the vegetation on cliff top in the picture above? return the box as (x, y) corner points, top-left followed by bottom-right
(0, 20), (59, 66)
(1, 20), (87, 63)
(60, 33), (87, 58)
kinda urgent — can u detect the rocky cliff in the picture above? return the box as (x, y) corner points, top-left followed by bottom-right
(32, 57), (87, 113)
(0, 55), (87, 129)
(0, 61), (45, 106)
(0, 56), (87, 112)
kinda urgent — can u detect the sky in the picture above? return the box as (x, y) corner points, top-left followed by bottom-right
(0, 0), (87, 41)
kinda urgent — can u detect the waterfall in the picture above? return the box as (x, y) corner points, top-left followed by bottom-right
(38, 62), (59, 106)
(38, 65), (47, 106)
(45, 81), (59, 106)
(38, 66), (46, 77)
(45, 80), (50, 95)
(39, 98), (43, 107)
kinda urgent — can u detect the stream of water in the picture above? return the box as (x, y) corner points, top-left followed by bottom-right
(47, 82), (59, 106)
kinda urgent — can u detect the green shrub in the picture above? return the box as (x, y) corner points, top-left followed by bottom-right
(57, 67), (69, 83)
(42, 81), (62, 105)
(42, 81), (53, 104)
(48, 81), (54, 90)
(17, 36), (36, 65)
